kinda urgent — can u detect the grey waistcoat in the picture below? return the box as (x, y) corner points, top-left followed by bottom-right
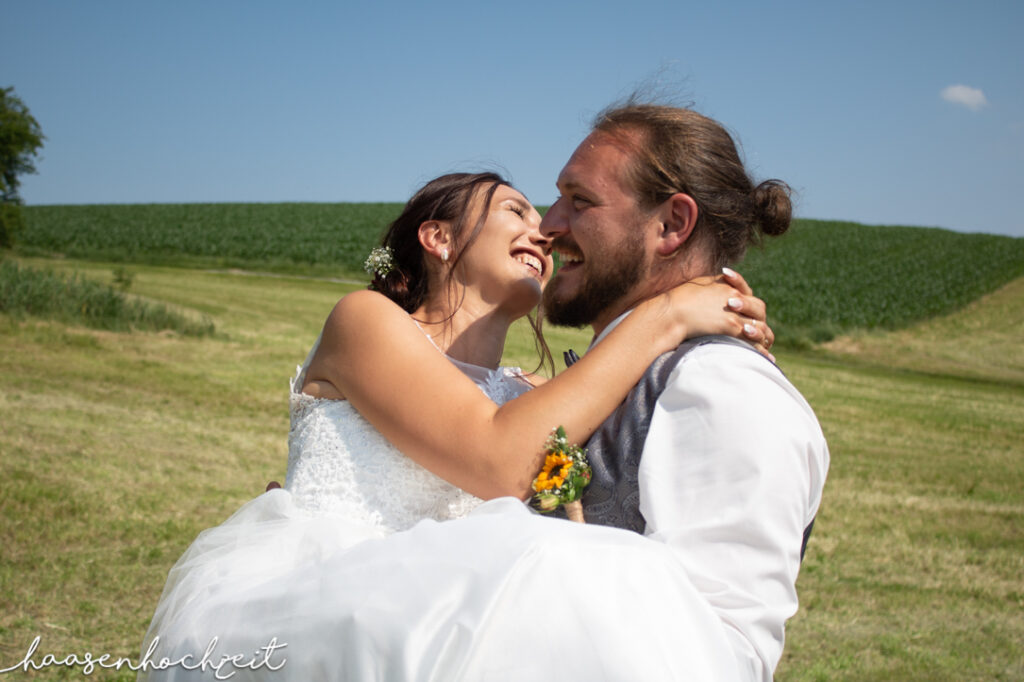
(552, 335), (815, 560)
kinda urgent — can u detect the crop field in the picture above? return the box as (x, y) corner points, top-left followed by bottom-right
(2, 207), (1023, 680)
(20, 204), (1024, 345)
(739, 220), (1024, 343)
(19, 203), (397, 278)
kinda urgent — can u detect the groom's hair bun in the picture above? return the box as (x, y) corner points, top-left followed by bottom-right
(751, 179), (792, 238)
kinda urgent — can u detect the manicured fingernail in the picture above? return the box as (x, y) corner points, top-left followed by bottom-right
(744, 323), (757, 336)
(722, 267), (737, 278)
(768, 353), (776, 363)
(728, 297), (743, 310)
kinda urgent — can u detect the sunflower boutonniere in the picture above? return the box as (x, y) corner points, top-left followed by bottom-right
(530, 426), (592, 523)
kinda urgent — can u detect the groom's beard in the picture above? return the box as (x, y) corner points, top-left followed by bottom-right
(543, 234), (646, 328)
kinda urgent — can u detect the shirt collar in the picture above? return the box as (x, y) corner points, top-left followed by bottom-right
(588, 309), (634, 351)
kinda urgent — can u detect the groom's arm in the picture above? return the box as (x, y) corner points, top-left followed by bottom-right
(637, 343), (829, 680)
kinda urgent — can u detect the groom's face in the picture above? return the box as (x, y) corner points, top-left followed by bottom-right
(540, 132), (653, 329)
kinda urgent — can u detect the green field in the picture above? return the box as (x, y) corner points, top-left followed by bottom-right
(19, 203), (395, 278)
(20, 204), (1024, 345)
(2, 207), (1023, 679)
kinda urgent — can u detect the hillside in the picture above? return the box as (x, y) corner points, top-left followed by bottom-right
(736, 219), (1024, 343)
(822, 274), (1024, 385)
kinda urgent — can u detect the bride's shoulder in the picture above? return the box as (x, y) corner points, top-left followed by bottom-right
(330, 289), (402, 317)
(326, 290), (408, 332)
(320, 290), (427, 361)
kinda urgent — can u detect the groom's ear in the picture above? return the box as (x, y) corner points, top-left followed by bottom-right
(654, 193), (698, 257)
(418, 220), (453, 259)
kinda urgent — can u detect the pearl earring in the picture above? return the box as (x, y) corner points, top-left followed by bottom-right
(441, 249), (449, 263)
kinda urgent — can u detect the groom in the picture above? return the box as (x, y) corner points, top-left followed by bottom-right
(540, 103), (829, 681)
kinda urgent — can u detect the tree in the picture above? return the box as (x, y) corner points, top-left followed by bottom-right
(0, 86), (45, 247)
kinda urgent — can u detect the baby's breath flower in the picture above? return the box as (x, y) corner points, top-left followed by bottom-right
(364, 246), (395, 278)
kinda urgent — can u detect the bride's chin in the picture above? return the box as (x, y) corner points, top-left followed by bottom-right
(503, 280), (543, 316)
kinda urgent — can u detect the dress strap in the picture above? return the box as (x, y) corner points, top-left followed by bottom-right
(413, 320), (445, 354)
(292, 328), (325, 394)
(412, 318), (532, 401)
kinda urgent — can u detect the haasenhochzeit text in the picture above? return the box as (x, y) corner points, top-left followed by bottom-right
(0, 635), (287, 679)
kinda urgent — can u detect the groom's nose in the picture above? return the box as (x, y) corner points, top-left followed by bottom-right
(539, 197), (568, 241)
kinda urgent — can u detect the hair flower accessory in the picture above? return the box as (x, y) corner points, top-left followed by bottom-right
(364, 246), (395, 278)
(531, 426), (592, 523)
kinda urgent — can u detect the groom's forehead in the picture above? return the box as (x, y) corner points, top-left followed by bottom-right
(557, 133), (636, 196)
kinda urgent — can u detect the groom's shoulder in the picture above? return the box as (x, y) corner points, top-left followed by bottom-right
(664, 336), (821, 426)
(668, 334), (774, 366)
(629, 335), (787, 415)
(665, 335), (774, 377)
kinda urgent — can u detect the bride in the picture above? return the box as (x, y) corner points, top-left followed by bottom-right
(140, 172), (772, 680)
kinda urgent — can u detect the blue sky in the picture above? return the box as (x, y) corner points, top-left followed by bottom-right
(3, 0), (1022, 237)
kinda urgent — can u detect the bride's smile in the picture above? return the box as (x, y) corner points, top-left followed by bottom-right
(455, 185), (552, 315)
(511, 249), (545, 280)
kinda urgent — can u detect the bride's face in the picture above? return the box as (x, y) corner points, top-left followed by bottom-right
(456, 185), (552, 314)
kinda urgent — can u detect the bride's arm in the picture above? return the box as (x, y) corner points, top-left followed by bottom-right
(311, 275), (766, 501)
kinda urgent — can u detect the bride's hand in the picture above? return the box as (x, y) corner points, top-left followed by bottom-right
(659, 268), (776, 361)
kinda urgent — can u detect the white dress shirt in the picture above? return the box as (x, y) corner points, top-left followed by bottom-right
(593, 314), (829, 681)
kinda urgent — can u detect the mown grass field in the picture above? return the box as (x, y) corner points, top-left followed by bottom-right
(2, 207), (1023, 679)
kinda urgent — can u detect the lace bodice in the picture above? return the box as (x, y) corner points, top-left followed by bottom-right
(284, 345), (532, 534)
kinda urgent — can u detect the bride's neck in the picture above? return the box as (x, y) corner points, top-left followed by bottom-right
(413, 296), (512, 370)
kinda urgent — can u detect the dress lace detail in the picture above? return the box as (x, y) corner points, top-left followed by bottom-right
(285, 355), (530, 534)
(487, 368), (531, 404)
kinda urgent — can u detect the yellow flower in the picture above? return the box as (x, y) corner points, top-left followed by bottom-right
(534, 452), (573, 492)
(529, 425), (593, 516)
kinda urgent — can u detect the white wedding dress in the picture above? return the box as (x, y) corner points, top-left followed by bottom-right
(140, 339), (742, 681)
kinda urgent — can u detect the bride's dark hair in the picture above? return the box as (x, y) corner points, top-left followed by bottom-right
(369, 172), (554, 376)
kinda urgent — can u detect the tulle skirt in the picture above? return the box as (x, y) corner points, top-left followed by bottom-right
(140, 492), (741, 681)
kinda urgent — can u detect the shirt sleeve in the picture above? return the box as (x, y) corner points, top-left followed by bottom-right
(637, 343), (829, 680)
